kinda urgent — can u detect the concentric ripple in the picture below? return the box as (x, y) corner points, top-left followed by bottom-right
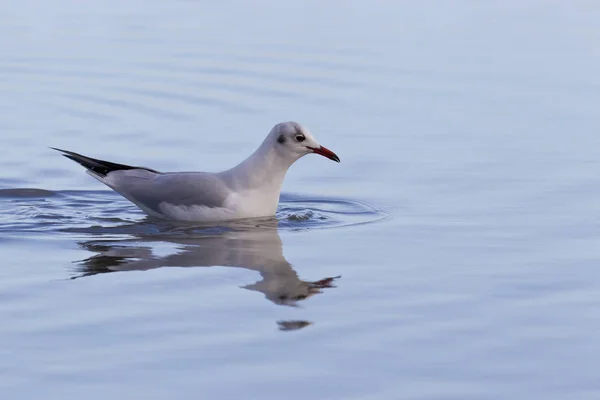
(0, 188), (388, 238)
(277, 193), (389, 230)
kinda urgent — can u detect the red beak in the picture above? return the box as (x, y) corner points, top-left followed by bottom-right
(307, 145), (340, 163)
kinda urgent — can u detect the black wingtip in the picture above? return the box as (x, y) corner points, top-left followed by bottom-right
(50, 147), (68, 154)
(51, 147), (160, 176)
(51, 147), (86, 162)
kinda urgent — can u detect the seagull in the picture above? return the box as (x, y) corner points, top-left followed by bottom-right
(52, 121), (340, 222)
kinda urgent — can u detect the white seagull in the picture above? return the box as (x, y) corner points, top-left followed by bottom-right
(53, 121), (340, 222)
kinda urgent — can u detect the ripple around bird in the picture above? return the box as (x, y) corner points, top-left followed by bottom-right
(0, 188), (389, 237)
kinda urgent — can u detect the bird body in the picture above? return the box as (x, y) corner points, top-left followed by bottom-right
(53, 121), (340, 222)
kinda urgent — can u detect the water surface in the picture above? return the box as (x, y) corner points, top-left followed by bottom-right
(2, 1), (600, 399)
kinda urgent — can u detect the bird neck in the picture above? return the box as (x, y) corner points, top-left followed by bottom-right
(224, 141), (295, 191)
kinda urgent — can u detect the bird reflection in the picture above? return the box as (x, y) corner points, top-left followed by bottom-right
(70, 218), (339, 330)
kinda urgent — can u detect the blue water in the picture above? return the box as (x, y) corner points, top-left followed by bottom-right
(2, 1), (600, 399)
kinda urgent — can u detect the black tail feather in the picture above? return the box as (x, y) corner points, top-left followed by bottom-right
(51, 147), (159, 177)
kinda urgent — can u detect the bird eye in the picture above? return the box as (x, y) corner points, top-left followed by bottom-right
(295, 134), (305, 142)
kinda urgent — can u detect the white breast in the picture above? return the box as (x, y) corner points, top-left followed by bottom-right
(225, 188), (280, 220)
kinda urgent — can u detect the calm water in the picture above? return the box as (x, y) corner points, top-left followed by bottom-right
(2, 1), (600, 399)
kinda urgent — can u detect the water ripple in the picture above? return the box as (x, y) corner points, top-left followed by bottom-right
(118, 87), (259, 114)
(0, 189), (388, 237)
(0, 52), (368, 117)
(58, 93), (193, 120)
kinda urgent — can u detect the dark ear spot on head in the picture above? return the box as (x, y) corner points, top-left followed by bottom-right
(277, 134), (286, 144)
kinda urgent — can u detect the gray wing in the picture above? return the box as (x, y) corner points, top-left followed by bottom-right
(100, 170), (232, 217)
